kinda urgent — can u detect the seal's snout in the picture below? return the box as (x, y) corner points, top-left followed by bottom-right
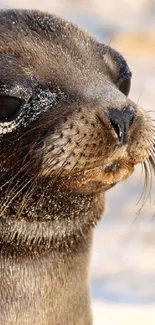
(108, 106), (135, 146)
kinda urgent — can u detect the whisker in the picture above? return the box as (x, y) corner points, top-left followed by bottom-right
(38, 151), (76, 209)
(0, 173), (36, 218)
(16, 173), (41, 219)
(146, 110), (155, 113)
(136, 92), (142, 105)
(149, 155), (155, 174)
(136, 163), (144, 206)
(134, 160), (151, 220)
(147, 158), (153, 204)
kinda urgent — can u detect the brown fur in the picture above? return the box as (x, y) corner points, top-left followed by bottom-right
(0, 10), (154, 325)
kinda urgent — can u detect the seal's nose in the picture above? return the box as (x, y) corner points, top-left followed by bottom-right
(108, 106), (135, 146)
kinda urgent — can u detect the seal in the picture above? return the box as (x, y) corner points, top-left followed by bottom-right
(0, 9), (154, 325)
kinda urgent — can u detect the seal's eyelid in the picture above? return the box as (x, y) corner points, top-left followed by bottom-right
(0, 95), (24, 122)
(0, 83), (33, 103)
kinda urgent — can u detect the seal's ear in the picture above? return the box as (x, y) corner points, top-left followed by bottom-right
(113, 49), (132, 96)
(102, 44), (132, 96)
(117, 75), (131, 96)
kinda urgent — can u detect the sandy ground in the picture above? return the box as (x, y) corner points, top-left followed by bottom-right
(93, 302), (155, 325)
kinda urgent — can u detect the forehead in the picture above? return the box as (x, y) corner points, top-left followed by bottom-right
(0, 10), (130, 95)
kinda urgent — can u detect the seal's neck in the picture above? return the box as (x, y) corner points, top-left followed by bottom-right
(0, 186), (105, 253)
(0, 186), (102, 324)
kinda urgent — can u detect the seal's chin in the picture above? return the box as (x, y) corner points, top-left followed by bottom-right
(56, 159), (135, 194)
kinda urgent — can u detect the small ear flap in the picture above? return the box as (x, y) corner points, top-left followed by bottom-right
(117, 76), (131, 96)
(106, 45), (132, 80)
(101, 44), (132, 95)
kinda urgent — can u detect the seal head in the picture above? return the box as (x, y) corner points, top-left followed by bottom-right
(0, 10), (153, 249)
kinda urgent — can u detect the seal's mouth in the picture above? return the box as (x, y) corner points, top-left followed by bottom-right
(56, 158), (135, 193)
(104, 161), (120, 172)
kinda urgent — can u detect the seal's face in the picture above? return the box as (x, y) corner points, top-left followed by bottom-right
(0, 11), (154, 223)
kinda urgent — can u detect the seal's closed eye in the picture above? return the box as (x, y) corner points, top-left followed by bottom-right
(0, 95), (23, 121)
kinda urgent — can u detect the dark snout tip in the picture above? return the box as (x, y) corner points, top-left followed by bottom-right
(107, 106), (135, 146)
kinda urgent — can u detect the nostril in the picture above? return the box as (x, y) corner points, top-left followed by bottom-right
(123, 106), (135, 128)
(129, 115), (134, 128)
(107, 106), (135, 146)
(110, 119), (122, 141)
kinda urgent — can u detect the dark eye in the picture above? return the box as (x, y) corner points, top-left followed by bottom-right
(0, 95), (23, 122)
(118, 77), (131, 96)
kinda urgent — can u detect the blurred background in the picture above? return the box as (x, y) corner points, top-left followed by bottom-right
(1, 1), (155, 324)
